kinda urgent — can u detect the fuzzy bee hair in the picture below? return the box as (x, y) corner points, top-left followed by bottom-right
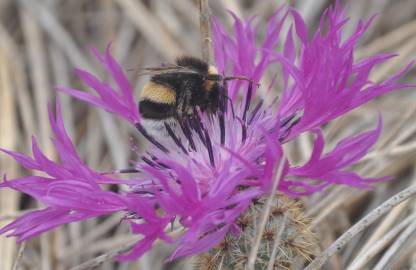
(139, 56), (223, 121)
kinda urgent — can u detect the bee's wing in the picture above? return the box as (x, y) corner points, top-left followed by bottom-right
(138, 65), (200, 76)
(142, 63), (181, 72)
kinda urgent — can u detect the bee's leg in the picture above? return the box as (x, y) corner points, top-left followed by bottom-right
(117, 168), (141, 173)
(164, 122), (187, 154)
(99, 168), (141, 175)
(219, 112), (225, 145)
(278, 111), (302, 142)
(189, 107), (206, 146)
(248, 100), (264, 125)
(241, 81), (253, 143)
(135, 122), (169, 152)
(242, 81), (253, 122)
(178, 117), (196, 151)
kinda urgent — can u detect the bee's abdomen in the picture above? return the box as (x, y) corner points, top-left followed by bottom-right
(139, 100), (175, 119)
(140, 81), (176, 103)
(139, 81), (176, 120)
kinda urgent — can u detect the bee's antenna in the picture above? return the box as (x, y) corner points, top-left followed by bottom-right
(242, 80), (253, 122)
(100, 168), (141, 175)
(142, 65), (183, 72)
(137, 68), (201, 77)
(223, 76), (251, 82)
(223, 76), (260, 88)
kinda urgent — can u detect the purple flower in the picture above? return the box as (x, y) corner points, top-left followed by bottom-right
(0, 102), (132, 241)
(1, 2), (414, 262)
(57, 44), (140, 124)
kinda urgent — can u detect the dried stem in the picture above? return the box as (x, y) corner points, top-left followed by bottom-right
(60, 214), (124, 260)
(350, 200), (409, 262)
(373, 220), (416, 270)
(347, 212), (416, 270)
(267, 213), (288, 270)
(246, 156), (286, 270)
(70, 228), (183, 270)
(199, 0), (212, 63)
(305, 184), (416, 270)
(12, 242), (26, 270)
(69, 238), (138, 270)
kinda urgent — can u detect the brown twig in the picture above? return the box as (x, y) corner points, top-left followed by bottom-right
(198, 0), (212, 63)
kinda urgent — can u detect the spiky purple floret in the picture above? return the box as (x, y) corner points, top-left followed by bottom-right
(57, 44), (140, 124)
(214, 5), (413, 139)
(1, 2), (414, 263)
(0, 102), (132, 241)
(276, 6), (413, 138)
(287, 118), (387, 193)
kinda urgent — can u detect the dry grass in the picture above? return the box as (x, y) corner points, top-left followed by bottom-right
(0, 0), (415, 269)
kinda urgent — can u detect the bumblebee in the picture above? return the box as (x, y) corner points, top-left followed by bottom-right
(138, 56), (226, 137)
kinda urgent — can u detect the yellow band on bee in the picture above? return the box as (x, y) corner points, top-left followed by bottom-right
(204, 65), (219, 91)
(208, 65), (218, 75)
(140, 82), (176, 104)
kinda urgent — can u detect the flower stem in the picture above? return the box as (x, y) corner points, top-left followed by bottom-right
(198, 0), (212, 63)
(246, 156), (286, 270)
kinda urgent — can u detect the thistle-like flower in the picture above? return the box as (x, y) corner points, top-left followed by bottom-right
(0, 2), (413, 264)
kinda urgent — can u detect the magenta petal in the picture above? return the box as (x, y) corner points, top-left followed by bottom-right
(290, 9), (308, 44)
(160, 159), (201, 203)
(289, 119), (382, 189)
(0, 148), (40, 170)
(58, 45), (140, 124)
(1, 176), (50, 199)
(169, 226), (228, 261)
(117, 219), (171, 261)
(57, 87), (107, 109)
(0, 101), (132, 242)
(116, 236), (155, 261)
(0, 207), (100, 242)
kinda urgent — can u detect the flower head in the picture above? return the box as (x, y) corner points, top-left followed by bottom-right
(1, 2), (414, 262)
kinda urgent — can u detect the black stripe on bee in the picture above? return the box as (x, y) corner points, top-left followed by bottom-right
(139, 100), (175, 120)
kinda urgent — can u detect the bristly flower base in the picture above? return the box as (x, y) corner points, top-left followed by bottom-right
(195, 194), (318, 270)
